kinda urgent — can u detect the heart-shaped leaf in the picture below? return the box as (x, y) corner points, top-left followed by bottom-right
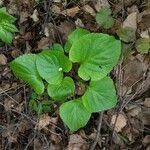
(82, 77), (117, 112)
(47, 77), (75, 100)
(36, 50), (72, 84)
(69, 33), (121, 81)
(10, 54), (44, 95)
(64, 28), (90, 53)
(60, 98), (91, 131)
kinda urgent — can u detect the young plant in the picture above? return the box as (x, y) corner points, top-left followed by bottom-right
(10, 28), (121, 131)
(0, 7), (18, 44)
(96, 7), (114, 29)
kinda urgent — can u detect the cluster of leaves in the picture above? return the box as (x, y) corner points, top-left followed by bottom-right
(10, 28), (121, 131)
(95, 7), (150, 54)
(0, 7), (18, 44)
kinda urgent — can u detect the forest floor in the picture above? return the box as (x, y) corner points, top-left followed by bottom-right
(0, 0), (150, 150)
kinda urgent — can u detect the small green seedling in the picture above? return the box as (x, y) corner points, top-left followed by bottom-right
(96, 7), (114, 29)
(135, 38), (150, 54)
(10, 28), (121, 131)
(0, 7), (18, 44)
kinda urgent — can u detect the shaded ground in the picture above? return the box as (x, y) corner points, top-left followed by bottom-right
(0, 0), (150, 150)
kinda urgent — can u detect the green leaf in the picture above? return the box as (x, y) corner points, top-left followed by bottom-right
(1, 20), (18, 32)
(47, 77), (75, 100)
(0, 29), (13, 44)
(50, 43), (64, 52)
(0, 7), (16, 23)
(96, 7), (114, 29)
(60, 98), (91, 131)
(117, 27), (135, 43)
(82, 77), (117, 112)
(69, 33), (121, 81)
(10, 54), (44, 95)
(36, 50), (72, 84)
(135, 38), (150, 54)
(64, 28), (90, 53)
(0, 7), (18, 44)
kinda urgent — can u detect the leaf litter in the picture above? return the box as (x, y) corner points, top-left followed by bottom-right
(0, 0), (150, 149)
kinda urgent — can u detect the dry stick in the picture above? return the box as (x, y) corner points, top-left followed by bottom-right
(121, 0), (126, 19)
(109, 59), (124, 147)
(42, 0), (53, 34)
(90, 112), (104, 150)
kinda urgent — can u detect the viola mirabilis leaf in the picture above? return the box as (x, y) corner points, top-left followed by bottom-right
(60, 98), (91, 131)
(64, 28), (90, 53)
(47, 77), (75, 100)
(10, 54), (44, 95)
(69, 33), (121, 81)
(82, 77), (117, 112)
(36, 50), (72, 84)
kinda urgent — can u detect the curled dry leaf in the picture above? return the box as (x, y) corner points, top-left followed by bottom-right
(123, 56), (148, 87)
(111, 113), (127, 132)
(140, 29), (150, 39)
(142, 135), (150, 146)
(52, 5), (61, 14)
(83, 5), (96, 16)
(75, 18), (84, 27)
(49, 117), (61, 144)
(67, 134), (88, 150)
(123, 12), (137, 31)
(30, 9), (39, 22)
(37, 37), (52, 50)
(38, 113), (51, 130)
(61, 7), (80, 17)
(144, 98), (150, 108)
(58, 21), (75, 41)
(126, 104), (141, 117)
(0, 54), (7, 65)
(20, 11), (30, 23)
(0, 0), (3, 5)
(93, 0), (110, 11)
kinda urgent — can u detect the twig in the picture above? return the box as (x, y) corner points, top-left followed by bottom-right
(121, 0), (126, 19)
(90, 112), (104, 150)
(41, 0), (53, 34)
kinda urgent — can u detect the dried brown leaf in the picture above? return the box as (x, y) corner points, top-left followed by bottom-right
(111, 113), (127, 132)
(0, 54), (7, 66)
(38, 114), (51, 130)
(67, 134), (88, 150)
(61, 7), (80, 17)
